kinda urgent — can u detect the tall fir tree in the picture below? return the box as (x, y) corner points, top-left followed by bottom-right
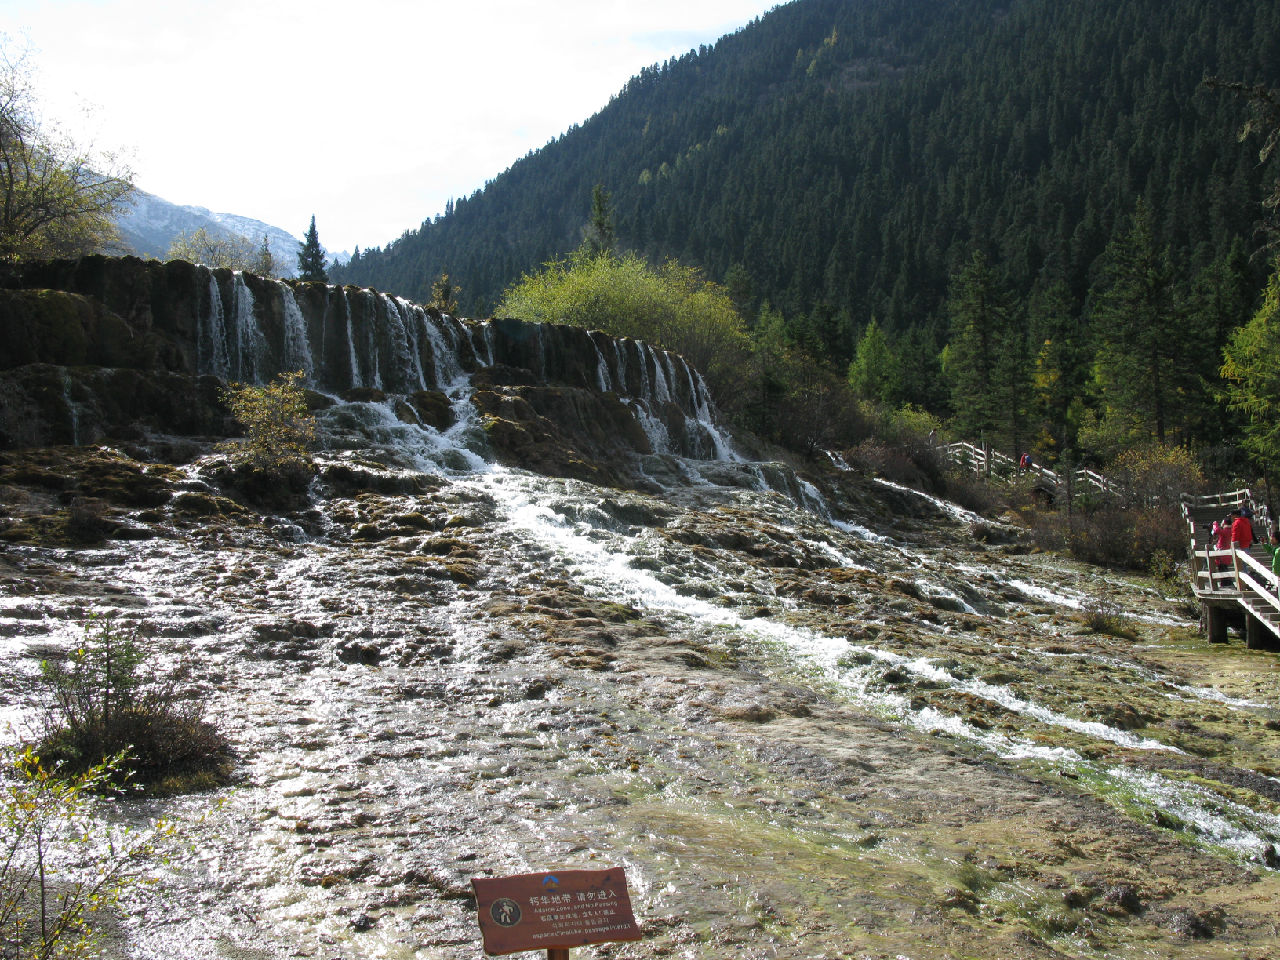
(942, 251), (1029, 452)
(1221, 260), (1280, 473)
(297, 215), (328, 283)
(1089, 199), (1195, 445)
(847, 318), (900, 404)
(252, 234), (275, 277)
(1027, 272), (1087, 459)
(581, 184), (616, 257)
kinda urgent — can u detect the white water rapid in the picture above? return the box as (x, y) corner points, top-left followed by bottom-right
(5, 273), (1280, 958)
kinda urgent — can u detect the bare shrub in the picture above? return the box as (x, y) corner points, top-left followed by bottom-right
(1077, 597), (1139, 640)
(37, 614), (231, 793)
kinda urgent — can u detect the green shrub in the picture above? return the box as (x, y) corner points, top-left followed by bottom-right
(1, 746), (170, 959)
(220, 371), (316, 473)
(499, 251), (755, 416)
(37, 615), (231, 793)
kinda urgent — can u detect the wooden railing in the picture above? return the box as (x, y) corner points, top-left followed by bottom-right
(942, 442), (1116, 494)
(1181, 487), (1280, 647)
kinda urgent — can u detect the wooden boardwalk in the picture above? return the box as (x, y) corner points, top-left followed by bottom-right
(1181, 489), (1280, 650)
(943, 442), (1116, 497)
(944, 443), (1277, 651)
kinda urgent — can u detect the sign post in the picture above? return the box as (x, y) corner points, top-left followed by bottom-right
(472, 867), (641, 958)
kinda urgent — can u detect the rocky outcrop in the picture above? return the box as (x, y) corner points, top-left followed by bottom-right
(0, 257), (734, 477)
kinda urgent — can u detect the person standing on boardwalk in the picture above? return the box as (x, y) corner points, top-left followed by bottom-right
(1230, 509), (1255, 590)
(1213, 514), (1233, 575)
(1261, 527), (1280, 594)
(1231, 509), (1255, 551)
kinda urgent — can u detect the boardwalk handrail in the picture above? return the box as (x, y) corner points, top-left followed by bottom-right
(942, 441), (1115, 494)
(1234, 547), (1280, 612)
(1181, 487), (1256, 510)
(1182, 486), (1280, 647)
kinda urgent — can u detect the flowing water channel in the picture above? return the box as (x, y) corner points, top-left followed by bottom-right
(4, 273), (1280, 957)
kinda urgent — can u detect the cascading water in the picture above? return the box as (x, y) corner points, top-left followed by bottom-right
(199, 274), (231, 380)
(278, 284), (314, 381)
(9, 261), (1280, 958)
(183, 271), (742, 474)
(229, 273), (264, 383)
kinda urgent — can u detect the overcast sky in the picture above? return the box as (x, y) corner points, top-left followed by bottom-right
(2, 0), (780, 254)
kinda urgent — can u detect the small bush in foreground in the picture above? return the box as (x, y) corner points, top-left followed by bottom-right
(37, 615), (231, 794)
(1, 746), (170, 960)
(1077, 598), (1139, 640)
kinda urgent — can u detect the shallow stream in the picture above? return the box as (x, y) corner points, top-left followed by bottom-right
(3, 409), (1280, 959)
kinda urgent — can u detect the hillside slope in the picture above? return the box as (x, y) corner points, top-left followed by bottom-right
(334, 0), (1280, 360)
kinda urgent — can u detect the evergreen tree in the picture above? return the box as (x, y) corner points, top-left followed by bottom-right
(847, 318), (900, 404)
(1027, 274), (1087, 459)
(1089, 199), (1195, 445)
(251, 234), (275, 277)
(943, 251), (1027, 449)
(581, 183), (616, 256)
(1221, 261), (1280, 473)
(297, 215), (328, 283)
(1182, 240), (1255, 442)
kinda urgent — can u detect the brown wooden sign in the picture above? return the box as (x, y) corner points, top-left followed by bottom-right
(471, 867), (641, 956)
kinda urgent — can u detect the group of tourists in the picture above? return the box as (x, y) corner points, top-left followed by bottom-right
(1211, 503), (1280, 590)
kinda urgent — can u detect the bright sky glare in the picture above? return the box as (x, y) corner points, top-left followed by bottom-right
(2, 0), (781, 254)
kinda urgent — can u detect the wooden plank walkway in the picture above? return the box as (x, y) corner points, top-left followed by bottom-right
(942, 441), (1117, 495)
(1181, 489), (1280, 649)
(943, 443), (1277, 651)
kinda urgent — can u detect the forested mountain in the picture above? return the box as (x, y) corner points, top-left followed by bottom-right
(334, 0), (1280, 355)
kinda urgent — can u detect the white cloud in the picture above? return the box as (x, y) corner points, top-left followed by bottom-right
(3, 0), (778, 251)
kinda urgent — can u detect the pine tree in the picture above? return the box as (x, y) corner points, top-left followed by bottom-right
(297, 215), (328, 283)
(847, 317), (899, 404)
(251, 234), (275, 277)
(943, 251), (1027, 449)
(1089, 199), (1193, 444)
(1221, 261), (1280, 473)
(1027, 273), (1087, 459)
(581, 184), (616, 257)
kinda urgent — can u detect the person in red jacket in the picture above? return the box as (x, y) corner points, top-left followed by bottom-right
(1231, 509), (1254, 551)
(1212, 515), (1233, 571)
(1230, 509), (1255, 590)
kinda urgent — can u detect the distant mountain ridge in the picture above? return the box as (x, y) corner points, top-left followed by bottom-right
(113, 191), (348, 276)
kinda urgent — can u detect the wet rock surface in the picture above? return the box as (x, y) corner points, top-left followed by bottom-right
(3, 444), (1280, 960)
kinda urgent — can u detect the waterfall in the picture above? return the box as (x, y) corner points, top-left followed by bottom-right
(363, 292), (382, 390)
(199, 274), (230, 380)
(593, 338), (612, 393)
(279, 284), (313, 382)
(421, 311), (465, 391)
(181, 270), (744, 469)
(61, 371), (81, 445)
(341, 291), (364, 389)
(469, 322), (496, 368)
(380, 294), (425, 393)
(630, 340), (650, 400)
(649, 344), (671, 404)
(613, 339), (627, 395)
(229, 273), (264, 383)
(688, 367), (737, 461)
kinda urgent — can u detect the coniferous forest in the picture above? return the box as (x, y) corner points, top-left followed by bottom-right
(333, 0), (1280, 472)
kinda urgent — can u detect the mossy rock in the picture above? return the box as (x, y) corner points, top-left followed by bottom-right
(399, 390), (453, 430)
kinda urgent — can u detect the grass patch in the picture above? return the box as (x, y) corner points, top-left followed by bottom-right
(1076, 598), (1139, 640)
